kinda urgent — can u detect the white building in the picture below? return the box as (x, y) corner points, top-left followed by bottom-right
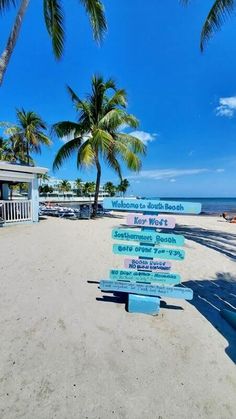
(0, 162), (48, 226)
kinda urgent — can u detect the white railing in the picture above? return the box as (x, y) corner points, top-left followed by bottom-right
(0, 200), (32, 224)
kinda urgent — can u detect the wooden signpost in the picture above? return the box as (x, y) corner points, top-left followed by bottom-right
(100, 198), (201, 315)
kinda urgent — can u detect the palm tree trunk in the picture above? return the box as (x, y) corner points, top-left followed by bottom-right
(92, 156), (101, 217)
(0, 0), (30, 86)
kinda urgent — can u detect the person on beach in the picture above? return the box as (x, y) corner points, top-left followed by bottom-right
(222, 212), (236, 223)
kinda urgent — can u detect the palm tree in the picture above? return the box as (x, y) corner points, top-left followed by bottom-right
(0, 0), (106, 85)
(117, 178), (130, 196)
(104, 181), (116, 197)
(5, 109), (51, 165)
(38, 173), (50, 187)
(82, 181), (96, 196)
(182, 0), (235, 51)
(52, 75), (146, 217)
(75, 177), (83, 196)
(0, 137), (13, 161)
(59, 179), (71, 198)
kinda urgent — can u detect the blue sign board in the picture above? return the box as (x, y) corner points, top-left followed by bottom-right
(113, 244), (185, 260)
(100, 280), (193, 300)
(112, 228), (185, 246)
(103, 198), (202, 214)
(110, 269), (181, 285)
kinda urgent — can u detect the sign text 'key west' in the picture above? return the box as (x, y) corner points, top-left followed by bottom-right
(126, 214), (175, 229)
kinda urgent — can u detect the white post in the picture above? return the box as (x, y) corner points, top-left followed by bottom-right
(29, 175), (39, 222)
(2, 183), (9, 200)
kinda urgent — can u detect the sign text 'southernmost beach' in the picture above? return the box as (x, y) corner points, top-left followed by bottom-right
(103, 198), (202, 214)
(112, 228), (184, 246)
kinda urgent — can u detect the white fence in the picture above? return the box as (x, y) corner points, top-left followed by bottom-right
(0, 200), (32, 224)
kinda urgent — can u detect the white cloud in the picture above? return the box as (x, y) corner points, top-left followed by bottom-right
(128, 168), (208, 181)
(61, 131), (76, 143)
(170, 178), (176, 183)
(61, 132), (91, 143)
(216, 168), (225, 173)
(129, 131), (157, 144)
(216, 96), (236, 118)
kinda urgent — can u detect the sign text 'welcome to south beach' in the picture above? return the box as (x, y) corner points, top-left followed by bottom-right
(103, 198), (201, 214)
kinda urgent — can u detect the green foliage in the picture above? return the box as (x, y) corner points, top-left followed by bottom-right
(1, 109), (51, 165)
(104, 181), (116, 196)
(38, 173), (50, 182)
(75, 177), (83, 196)
(39, 184), (54, 194)
(183, 0), (235, 51)
(53, 75), (146, 216)
(59, 179), (71, 194)
(117, 178), (130, 195)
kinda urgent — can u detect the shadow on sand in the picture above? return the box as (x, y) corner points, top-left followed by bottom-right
(184, 273), (236, 364)
(175, 224), (236, 261)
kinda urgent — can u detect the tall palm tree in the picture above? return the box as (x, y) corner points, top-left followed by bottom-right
(182, 0), (235, 51)
(52, 75), (146, 217)
(0, 0), (107, 85)
(6, 109), (51, 165)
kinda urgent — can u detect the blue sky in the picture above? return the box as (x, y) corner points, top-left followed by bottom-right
(1, 0), (236, 197)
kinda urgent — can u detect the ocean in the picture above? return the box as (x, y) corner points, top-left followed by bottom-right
(63, 197), (236, 215)
(151, 198), (236, 215)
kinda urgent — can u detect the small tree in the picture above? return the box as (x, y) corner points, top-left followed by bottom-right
(117, 178), (130, 196)
(104, 181), (116, 197)
(59, 180), (71, 198)
(75, 178), (83, 196)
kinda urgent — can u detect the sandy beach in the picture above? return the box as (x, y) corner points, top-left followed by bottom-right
(0, 214), (236, 419)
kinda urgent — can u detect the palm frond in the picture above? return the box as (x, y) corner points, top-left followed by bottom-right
(0, 0), (17, 13)
(67, 85), (82, 104)
(98, 109), (125, 130)
(104, 152), (122, 180)
(79, 0), (107, 43)
(91, 128), (113, 153)
(36, 132), (52, 146)
(105, 89), (127, 110)
(116, 133), (146, 155)
(53, 136), (82, 170)
(77, 139), (95, 168)
(200, 0), (235, 51)
(67, 85), (92, 125)
(52, 120), (83, 138)
(43, 0), (64, 59)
